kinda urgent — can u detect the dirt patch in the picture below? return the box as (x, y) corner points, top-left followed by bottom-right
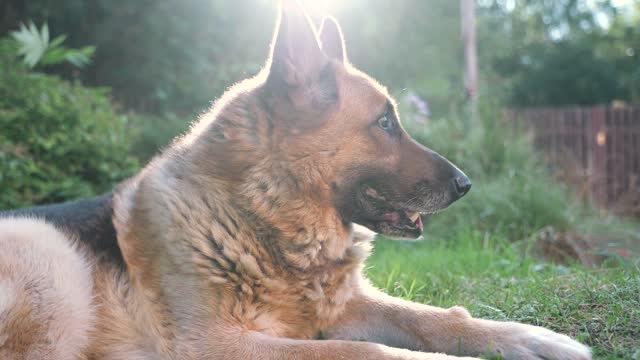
(528, 226), (639, 267)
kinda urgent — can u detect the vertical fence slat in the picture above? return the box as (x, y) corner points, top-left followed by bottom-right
(592, 106), (607, 207)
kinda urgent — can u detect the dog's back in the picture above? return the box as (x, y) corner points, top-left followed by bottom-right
(1, 195), (123, 265)
(0, 196), (127, 359)
(0, 217), (95, 359)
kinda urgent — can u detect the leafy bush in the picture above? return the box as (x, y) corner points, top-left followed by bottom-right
(0, 40), (137, 209)
(4, 0), (274, 114)
(127, 112), (191, 163)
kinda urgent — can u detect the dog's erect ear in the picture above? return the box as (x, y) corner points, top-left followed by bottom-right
(319, 17), (346, 63)
(268, 0), (327, 87)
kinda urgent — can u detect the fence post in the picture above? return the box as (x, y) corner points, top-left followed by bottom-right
(589, 106), (607, 208)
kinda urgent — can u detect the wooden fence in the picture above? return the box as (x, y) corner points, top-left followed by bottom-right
(504, 106), (640, 217)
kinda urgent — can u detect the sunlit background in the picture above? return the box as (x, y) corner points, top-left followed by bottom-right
(2, 0), (636, 115)
(1, 1), (639, 357)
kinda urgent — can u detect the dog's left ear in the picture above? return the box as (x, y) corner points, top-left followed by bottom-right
(319, 17), (346, 63)
(268, 0), (327, 87)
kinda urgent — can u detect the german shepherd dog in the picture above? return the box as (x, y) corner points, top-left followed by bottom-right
(0, 1), (591, 359)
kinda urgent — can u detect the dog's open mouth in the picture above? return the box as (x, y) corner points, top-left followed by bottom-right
(381, 210), (424, 233)
(352, 187), (428, 240)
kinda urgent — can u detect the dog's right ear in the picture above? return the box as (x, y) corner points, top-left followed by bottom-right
(267, 0), (328, 87)
(319, 17), (346, 63)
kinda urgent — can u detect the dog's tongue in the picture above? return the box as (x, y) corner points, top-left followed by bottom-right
(383, 212), (401, 222)
(383, 211), (423, 232)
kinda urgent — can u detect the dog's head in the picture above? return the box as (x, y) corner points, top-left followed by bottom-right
(194, 1), (470, 241)
(254, 1), (471, 240)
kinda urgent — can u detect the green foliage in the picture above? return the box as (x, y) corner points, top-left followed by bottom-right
(127, 112), (191, 163)
(401, 104), (576, 242)
(2, 0), (275, 113)
(2, 0), (638, 112)
(333, 0), (463, 113)
(0, 0), (464, 114)
(401, 96), (640, 246)
(493, 40), (624, 106)
(479, 0), (640, 106)
(10, 21), (95, 68)
(597, 11), (640, 103)
(0, 40), (137, 209)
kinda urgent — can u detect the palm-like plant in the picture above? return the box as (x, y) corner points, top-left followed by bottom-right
(10, 22), (95, 68)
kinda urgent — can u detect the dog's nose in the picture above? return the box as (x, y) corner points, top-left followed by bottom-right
(453, 175), (472, 198)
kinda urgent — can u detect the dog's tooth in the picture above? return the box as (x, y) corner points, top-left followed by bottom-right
(409, 212), (420, 222)
(365, 187), (386, 200)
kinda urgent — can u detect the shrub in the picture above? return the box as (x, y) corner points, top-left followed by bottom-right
(401, 102), (576, 242)
(0, 40), (137, 209)
(400, 96), (640, 249)
(127, 112), (191, 163)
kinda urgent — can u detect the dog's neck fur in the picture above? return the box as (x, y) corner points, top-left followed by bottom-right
(189, 86), (354, 271)
(113, 85), (358, 293)
(111, 93), (368, 339)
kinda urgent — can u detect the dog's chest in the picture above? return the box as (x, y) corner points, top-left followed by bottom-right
(245, 252), (362, 339)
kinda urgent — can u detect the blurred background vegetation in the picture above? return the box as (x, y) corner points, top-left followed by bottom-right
(2, 0), (639, 113)
(1, 0), (638, 245)
(1, 0), (638, 244)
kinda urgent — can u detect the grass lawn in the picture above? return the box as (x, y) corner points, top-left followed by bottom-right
(366, 232), (640, 359)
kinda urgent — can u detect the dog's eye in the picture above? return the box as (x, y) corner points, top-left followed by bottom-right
(377, 115), (392, 131)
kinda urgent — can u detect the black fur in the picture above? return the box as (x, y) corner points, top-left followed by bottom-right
(0, 194), (124, 267)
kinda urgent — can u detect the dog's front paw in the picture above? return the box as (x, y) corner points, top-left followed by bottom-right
(479, 321), (591, 360)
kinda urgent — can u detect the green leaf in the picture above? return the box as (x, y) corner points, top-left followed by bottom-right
(40, 23), (49, 46)
(65, 52), (91, 68)
(79, 46), (96, 57)
(8, 21), (94, 68)
(48, 35), (67, 49)
(10, 21), (48, 68)
(41, 47), (67, 65)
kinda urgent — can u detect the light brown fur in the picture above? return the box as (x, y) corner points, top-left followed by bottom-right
(0, 218), (94, 360)
(0, 1), (591, 359)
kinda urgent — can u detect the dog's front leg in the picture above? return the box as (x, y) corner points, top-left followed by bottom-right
(325, 282), (591, 360)
(211, 329), (479, 360)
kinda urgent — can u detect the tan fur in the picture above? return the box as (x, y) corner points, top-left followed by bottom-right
(0, 218), (94, 360)
(0, 2), (591, 359)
